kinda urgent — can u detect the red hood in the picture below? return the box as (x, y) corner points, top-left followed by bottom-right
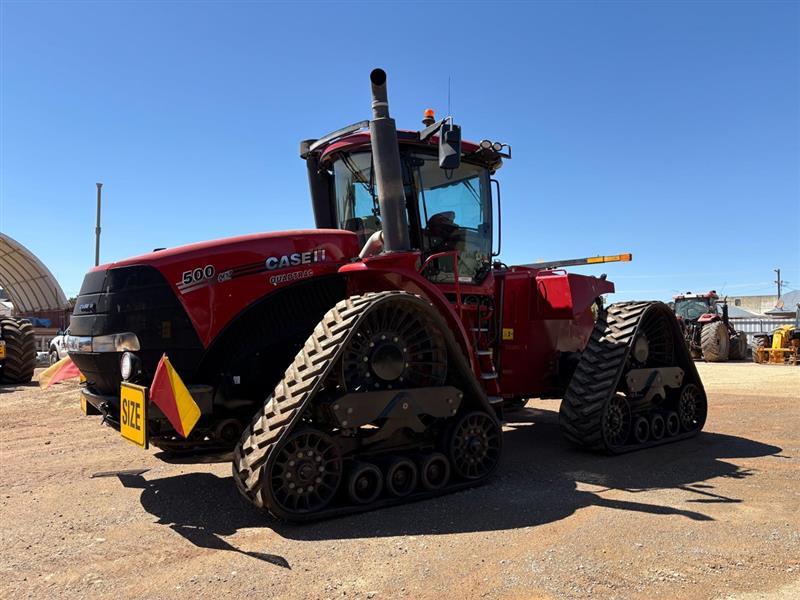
(91, 229), (358, 272)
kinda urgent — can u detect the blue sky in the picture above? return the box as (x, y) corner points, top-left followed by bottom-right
(2, 1), (798, 301)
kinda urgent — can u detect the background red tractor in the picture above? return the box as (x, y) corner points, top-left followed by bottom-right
(673, 291), (748, 362)
(68, 69), (706, 521)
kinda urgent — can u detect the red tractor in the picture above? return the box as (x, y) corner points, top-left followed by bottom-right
(672, 291), (747, 362)
(68, 69), (706, 521)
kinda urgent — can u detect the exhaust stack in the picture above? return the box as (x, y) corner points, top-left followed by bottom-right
(369, 69), (410, 253)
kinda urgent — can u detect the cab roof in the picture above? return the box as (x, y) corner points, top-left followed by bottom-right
(315, 130), (505, 172)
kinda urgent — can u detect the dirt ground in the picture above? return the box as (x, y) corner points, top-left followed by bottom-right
(1, 362), (798, 600)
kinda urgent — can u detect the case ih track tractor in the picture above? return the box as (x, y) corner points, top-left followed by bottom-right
(673, 291), (747, 362)
(69, 69), (706, 521)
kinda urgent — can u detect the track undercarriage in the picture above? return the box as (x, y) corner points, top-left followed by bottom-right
(232, 292), (502, 521)
(560, 302), (707, 453)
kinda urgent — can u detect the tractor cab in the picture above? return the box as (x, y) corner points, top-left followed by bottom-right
(673, 291), (723, 322)
(301, 109), (509, 285)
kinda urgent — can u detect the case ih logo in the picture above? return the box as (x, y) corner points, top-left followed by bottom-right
(265, 248), (326, 271)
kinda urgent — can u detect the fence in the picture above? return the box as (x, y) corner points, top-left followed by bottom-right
(730, 318), (795, 343)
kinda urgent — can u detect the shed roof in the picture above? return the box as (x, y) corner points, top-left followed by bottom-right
(0, 233), (69, 313)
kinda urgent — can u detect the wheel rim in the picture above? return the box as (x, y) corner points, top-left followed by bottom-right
(341, 302), (447, 392)
(632, 311), (675, 367)
(386, 458), (418, 497)
(420, 453), (450, 490)
(348, 463), (383, 504)
(449, 411), (501, 480)
(602, 394), (632, 448)
(266, 430), (342, 516)
(633, 416), (650, 443)
(678, 383), (706, 431)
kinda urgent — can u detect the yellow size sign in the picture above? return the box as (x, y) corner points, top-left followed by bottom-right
(502, 328), (514, 341)
(120, 383), (148, 449)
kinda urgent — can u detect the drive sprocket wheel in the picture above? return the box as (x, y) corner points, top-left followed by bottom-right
(262, 429), (342, 519)
(448, 411), (502, 480)
(340, 301), (447, 392)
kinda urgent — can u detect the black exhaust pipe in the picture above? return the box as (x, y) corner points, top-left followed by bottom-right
(369, 68), (410, 253)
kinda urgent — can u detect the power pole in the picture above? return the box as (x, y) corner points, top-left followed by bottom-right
(774, 268), (786, 298)
(95, 183), (103, 266)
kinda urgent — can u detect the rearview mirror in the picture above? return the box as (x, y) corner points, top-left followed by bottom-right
(439, 122), (461, 169)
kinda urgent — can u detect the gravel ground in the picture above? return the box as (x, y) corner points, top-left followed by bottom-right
(1, 362), (798, 599)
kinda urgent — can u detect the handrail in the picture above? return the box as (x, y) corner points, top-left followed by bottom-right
(419, 250), (462, 317)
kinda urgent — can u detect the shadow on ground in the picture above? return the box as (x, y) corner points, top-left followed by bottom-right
(116, 406), (782, 560)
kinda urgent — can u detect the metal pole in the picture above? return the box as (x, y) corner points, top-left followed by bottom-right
(95, 183), (103, 266)
(774, 268), (782, 298)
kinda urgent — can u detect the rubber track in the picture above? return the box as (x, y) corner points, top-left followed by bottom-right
(558, 301), (703, 453)
(0, 318), (37, 384)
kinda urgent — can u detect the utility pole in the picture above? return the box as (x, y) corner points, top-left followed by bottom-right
(94, 183), (103, 266)
(774, 268), (786, 299)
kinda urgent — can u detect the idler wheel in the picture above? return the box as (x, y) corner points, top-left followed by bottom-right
(650, 413), (666, 440)
(602, 394), (632, 449)
(678, 383), (706, 432)
(633, 416), (650, 444)
(665, 411), (681, 437)
(264, 429), (342, 518)
(347, 462), (383, 505)
(448, 411), (502, 480)
(385, 457), (418, 497)
(418, 453), (450, 491)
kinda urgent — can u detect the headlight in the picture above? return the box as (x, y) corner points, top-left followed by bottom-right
(120, 352), (140, 380)
(65, 332), (140, 353)
(93, 332), (141, 352)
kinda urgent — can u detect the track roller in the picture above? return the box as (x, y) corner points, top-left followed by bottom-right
(633, 416), (650, 444)
(347, 462), (383, 505)
(665, 411), (681, 437)
(385, 457), (418, 497)
(650, 413), (666, 440)
(418, 453), (450, 491)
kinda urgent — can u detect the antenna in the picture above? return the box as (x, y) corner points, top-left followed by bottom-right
(447, 76), (451, 115)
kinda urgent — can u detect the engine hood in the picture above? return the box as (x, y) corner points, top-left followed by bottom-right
(93, 229), (359, 272)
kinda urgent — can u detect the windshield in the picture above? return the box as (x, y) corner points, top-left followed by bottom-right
(329, 149), (493, 282)
(674, 298), (712, 320)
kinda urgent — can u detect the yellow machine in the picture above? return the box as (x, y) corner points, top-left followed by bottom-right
(753, 308), (800, 365)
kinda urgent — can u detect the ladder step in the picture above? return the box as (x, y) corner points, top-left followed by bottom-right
(471, 327), (489, 332)
(481, 372), (498, 380)
(488, 395), (503, 405)
(476, 350), (493, 356)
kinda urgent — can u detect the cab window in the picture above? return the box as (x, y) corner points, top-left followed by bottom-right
(331, 152), (381, 247)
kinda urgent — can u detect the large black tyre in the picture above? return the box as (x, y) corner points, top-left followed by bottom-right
(752, 337), (768, 364)
(0, 318), (37, 384)
(700, 321), (729, 362)
(728, 332), (748, 360)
